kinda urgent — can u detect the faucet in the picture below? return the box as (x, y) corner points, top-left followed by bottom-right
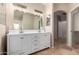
(19, 20), (23, 33)
(20, 26), (23, 33)
(38, 20), (41, 32)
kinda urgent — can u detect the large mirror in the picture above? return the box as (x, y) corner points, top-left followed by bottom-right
(13, 10), (43, 30)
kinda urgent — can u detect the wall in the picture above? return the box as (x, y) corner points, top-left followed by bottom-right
(68, 3), (79, 11)
(6, 4), (14, 30)
(23, 3), (45, 13)
(54, 3), (70, 13)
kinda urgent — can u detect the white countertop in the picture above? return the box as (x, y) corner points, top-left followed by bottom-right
(7, 30), (49, 35)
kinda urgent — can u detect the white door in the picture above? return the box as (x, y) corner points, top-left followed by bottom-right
(74, 12), (79, 31)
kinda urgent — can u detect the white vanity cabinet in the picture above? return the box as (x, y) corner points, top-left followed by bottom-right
(7, 33), (50, 55)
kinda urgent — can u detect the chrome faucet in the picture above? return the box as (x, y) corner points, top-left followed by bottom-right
(19, 19), (23, 33)
(38, 20), (41, 32)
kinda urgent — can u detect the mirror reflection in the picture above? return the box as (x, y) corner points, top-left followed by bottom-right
(0, 4), (5, 25)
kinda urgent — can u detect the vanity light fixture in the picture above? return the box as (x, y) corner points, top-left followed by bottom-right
(34, 9), (43, 14)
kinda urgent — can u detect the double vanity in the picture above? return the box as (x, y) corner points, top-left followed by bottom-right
(7, 31), (50, 55)
(6, 4), (51, 55)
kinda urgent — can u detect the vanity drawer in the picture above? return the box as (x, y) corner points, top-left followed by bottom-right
(31, 41), (40, 52)
(31, 44), (39, 53)
(31, 34), (39, 43)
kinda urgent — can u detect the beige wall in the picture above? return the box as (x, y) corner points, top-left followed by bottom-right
(54, 3), (70, 13)
(6, 4), (14, 30)
(44, 4), (53, 32)
(68, 3), (79, 11)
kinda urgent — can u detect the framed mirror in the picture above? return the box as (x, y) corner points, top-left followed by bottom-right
(13, 9), (43, 30)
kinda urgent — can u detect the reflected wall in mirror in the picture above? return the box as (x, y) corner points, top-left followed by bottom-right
(13, 10), (23, 30)
(13, 10), (43, 30)
(22, 13), (42, 30)
(0, 3), (6, 25)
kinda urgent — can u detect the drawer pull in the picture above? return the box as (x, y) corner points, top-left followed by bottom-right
(34, 36), (38, 38)
(45, 35), (47, 36)
(34, 43), (38, 46)
(34, 48), (38, 50)
(34, 40), (38, 42)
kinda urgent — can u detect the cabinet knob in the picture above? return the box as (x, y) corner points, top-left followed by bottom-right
(34, 36), (38, 38)
(34, 40), (38, 42)
(45, 34), (47, 36)
(34, 48), (38, 50)
(34, 43), (37, 46)
(20, 37), (24, 39)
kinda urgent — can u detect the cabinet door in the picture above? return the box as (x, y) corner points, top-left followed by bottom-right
(40, 33), (50, 49)
(22, 34), (32, 54)
(8, 35), (22, 55)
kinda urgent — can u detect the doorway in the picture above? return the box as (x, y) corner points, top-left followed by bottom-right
(54, 10), (67, 47)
